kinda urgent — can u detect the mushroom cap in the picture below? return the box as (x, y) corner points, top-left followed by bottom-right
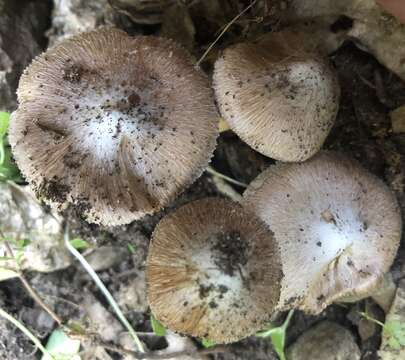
(243, 151), (402, 314)
(146, 198), (282, 343)
(9, 27), (218, 226)
(213, 30), (340, 162)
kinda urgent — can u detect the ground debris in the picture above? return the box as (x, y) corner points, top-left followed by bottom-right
(286, 321), (361, 360)
(379, 280), (405, 359)
(391, 105), (405, 133)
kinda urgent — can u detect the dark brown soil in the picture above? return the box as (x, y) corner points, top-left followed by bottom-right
(212, 231), (248, 277)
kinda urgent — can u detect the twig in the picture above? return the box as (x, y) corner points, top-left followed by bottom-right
(374, 69), (389, 106)
(18, 273), (63, 325)
(0, 308), (55, 359)
(357, 72), (376, 89)
(206, 166), (248, 187)
(42, 293), (83, 310)
(196, 0), (259, 67)
(185, 0), (202, 8)
(1, 236), (63, 326)
(64, 227), (145, 353)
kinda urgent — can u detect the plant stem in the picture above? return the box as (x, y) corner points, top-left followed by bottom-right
(196, 0), (258, 67)
(18, 271), (63, 325)
(282, 309), (295, 330)
(64, 228), (145, 353)
(358, 311), (385, 328)
(0, 138), (5, 165)
(206, 166), (248, 187)
(0, 307), (55, 359)
(1, 235), (63, 326)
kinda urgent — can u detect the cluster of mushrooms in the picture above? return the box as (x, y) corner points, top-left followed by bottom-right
(9, 27), (402, 344)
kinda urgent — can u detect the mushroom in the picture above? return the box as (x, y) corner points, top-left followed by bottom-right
(243, 151), (402, 314)
(146, 198), (282, 343)
(9, 27), (218, 226)
(213, 30), (340, 162)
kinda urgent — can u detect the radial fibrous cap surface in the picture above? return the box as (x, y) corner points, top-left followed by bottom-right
(243, 152), (402, 314)
(213, 30), (340, 162)
(146, 198), (282, 343)
(9, 27), (218, 226)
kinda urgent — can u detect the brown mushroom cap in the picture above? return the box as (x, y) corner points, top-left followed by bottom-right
(146, 198), (282, 343)
(9, 27), (218, 226)
(213, 30), (340, 162)
(243, 151), (402, 314)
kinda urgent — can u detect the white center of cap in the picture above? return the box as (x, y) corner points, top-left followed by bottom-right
(71, 83), (165, 162)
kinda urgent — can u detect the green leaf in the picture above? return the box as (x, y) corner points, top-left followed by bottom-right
(127, 243), (137, 254)
(42, 328), (81, 360)
(151, 314), (166, 336)
(384, 320), (405, 350)
(18, 239), (31, 249)
(0, 139), (4, 166)
(0, 112), (9, 166)
(0, 165), (21, 182)
(0, 146), (22, 182)
(69, 238), (90, 250)
(256, 310), (294, 360)
(0, 112), (10, 138)
(257, 326), (287, 360)
(201, 338), (216, 348)
(67, 322), (87, 336)
(15, 251), (24, 265)
(270, 327), (287, 360)
(256, 324), (276, 338)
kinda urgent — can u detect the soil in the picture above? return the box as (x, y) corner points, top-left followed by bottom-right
(211, 231), (248, 277)
(1, 1), (405, 360)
